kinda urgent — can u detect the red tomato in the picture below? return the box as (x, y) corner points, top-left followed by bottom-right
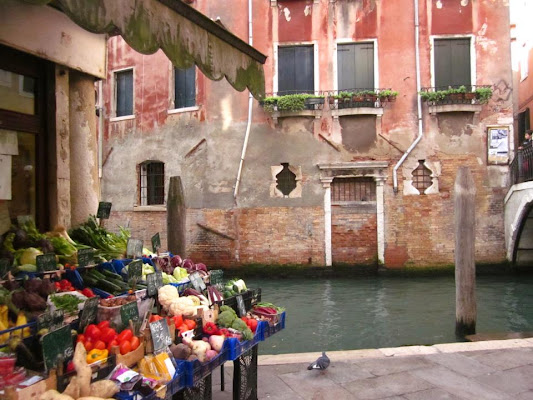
(119, 340), (132, 355)
(84, 340), (94, 352)
(247, 318), (258, 333)
(85, 324), (102, 341)
(94, 340), (106, 350)
(107, 340), (119, 352)
(117, 329), (133, 343)
(76, 334), (86, 343)
(173, 315), (184, 327)
(97, 321), (110, 330)
(130, 336), (140, 351)
(101, 327), (117, 344)
(184, 319), (196, 330)
(149, 314), (163, 323)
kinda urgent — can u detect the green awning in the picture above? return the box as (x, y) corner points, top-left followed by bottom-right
(21, 0), (266, 99)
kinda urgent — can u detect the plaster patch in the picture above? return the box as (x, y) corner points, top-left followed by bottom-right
(460, 0), (469, 6)
(477, 37), (498, 55)
(436, 0), (442, 9)
(221, 97), (233, 131)
(283, 7), (291, 22)
(304, 5), (312, 16)
(478, 23), (488, 36)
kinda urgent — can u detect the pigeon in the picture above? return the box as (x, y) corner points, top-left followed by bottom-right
(307, 351), (330, 370)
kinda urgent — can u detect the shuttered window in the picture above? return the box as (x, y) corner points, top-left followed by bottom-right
(278, 45), (314, 95)
(174, 66), (196, 109)
(434, 38), (471, 89)
(115, 69), (133, 117)
(337, 43), (374, 91)
(140, 161), (165, 205)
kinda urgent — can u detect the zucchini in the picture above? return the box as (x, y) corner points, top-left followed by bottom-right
(101, 269), (123, 279)
(96, 280), (122, 293)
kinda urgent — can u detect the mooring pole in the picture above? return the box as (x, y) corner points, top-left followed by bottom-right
(167, 176), (186, 257)
(454, 166), (476, 337)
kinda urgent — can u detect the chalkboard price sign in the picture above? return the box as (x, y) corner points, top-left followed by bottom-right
(151, 232), (161, 254)
(126, 239), (143, 259)
(236, 294), (246, 317)
(120, 301), (139, 327)
(42, 324), (74, 371)
(189, 271), (206, 292)
(96, 202), (112, 219)
(146, 273), (158, 297)
(149, 319), (172, 351)
(128, 259), (143, 281)
(79, 297), (99, 331)
(209, 270), (223, 288)
(37, 253), (57, 272)
(77, 248), (94, 268)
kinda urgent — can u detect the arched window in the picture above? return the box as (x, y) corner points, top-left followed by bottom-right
(276, 163), (297, 196)
(140, 161), (164, 205)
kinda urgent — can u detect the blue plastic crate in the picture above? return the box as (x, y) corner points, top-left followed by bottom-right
(227, 330), (262, 360)
(114, 390), (157, 400)
(65, 269), (84, 290)
(165, 360), (187, 396)
(90, 287), (112, 298)
(261, 311), (286, 340)
(168, 280), (191, 295)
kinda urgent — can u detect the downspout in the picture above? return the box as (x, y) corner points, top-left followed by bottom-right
(233, 0), (254, 201)
(97, 80), (104, 188)
(393, 0), (423, 193)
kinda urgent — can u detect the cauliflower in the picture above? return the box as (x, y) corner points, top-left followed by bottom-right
(158, 285), (179, 308)
(168, 297), (196, 317)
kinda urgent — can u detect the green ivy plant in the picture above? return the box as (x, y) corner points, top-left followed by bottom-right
(378, 90), (399, 99)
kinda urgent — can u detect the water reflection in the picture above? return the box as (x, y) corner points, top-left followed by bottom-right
(248, 275), (533, 355)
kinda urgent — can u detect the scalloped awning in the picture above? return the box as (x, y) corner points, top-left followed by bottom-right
(21, 0), (266, 99)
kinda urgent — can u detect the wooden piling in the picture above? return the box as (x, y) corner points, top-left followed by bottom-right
(455, 166), (477, 337)
(167, 176), (186, 257)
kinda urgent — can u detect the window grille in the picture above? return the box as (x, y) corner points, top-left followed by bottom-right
(412, 161), (433, 193)
(174, 66), (196, 108)
(115, 69), (133, 117)
(140, 161), (165, 205)
(331, 177), (376, 202)
(276, 163), (297, 196)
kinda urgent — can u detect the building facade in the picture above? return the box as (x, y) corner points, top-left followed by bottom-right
(101, 0), (513, 269)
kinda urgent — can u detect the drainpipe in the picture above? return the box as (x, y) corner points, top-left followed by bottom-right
(97, 80), (104, 185)
(233, 0), (254, 201)
(393, 0), (423, 193)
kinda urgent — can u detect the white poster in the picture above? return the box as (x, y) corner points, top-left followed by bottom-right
(488, 126), (509, 164)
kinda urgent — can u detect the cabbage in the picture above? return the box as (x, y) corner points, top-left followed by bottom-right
(19, 247), (43, 265)
(173, 267), (188, 281)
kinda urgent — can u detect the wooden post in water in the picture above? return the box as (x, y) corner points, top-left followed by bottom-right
(455, 166), (476, 337)
(167, 176), (186, 257)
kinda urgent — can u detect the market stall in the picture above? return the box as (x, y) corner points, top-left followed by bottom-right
(0, 216), (285, 400)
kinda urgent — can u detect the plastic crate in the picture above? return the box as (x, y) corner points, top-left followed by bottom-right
(168, 280), (191, 295)
(90, 287), (112, 298)
(65, 269), (84, 290)
(175, 339), (230, 387)
(214, 288), (261, 315)
(114, 390), (157, 400)
(165, 360), (187, 396)
(260, 311), (286, 340)
(226, 330), (262, 360)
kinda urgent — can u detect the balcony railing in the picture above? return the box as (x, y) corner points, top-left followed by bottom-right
(260, 88), (398, 112)
(419, 85), (492, 106)
(510, 142), (533, 185)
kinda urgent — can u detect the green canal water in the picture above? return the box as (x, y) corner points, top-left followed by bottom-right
(246, 274), (533, 355)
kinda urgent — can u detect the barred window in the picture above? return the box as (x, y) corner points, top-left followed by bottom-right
(412, 160), (433, 193)
(331, 177), (376, 202)
(276, 163), (297, 196)
(140, 161), (165, 205)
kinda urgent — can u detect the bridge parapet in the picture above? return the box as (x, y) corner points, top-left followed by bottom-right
(504, 181), (533, 264)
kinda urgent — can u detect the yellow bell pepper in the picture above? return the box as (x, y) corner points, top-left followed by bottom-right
(13, 312), (30, 338)
(0, 319), (9, 345)
(87, 348), (108, 364)
(0, 305), (8, 328)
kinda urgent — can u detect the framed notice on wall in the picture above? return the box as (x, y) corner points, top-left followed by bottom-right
(488, 126), (510, 165)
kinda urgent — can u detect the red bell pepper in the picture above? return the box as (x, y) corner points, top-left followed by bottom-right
(202, 322), (220, 336)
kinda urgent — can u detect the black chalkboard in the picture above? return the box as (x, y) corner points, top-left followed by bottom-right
(236, 294), (246, 317)
(189, 271), (206, 292)
(126, 239), (143, 259)
(77, 248), (94, 268)
(128, 259), (143, 281)
(151, 233), (161, 254)
(120, 301), (139, 327)
(79, 297), (99, 331)
(96, 202), (112, 219)
(146, 271), (163, 297)
(149, 319), (172, 351)
(209, 270), (223, 287)
(42, 324), (74, 371)
(37, 253), (57, 272)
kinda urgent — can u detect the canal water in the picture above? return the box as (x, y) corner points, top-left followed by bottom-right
(246, 274), (533, 355)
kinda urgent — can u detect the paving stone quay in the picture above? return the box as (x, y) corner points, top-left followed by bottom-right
(212, 338), (533, 399)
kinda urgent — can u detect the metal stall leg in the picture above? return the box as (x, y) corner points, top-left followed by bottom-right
(232, 345), (258, 400)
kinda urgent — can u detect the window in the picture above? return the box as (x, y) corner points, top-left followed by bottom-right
(140, 161), (164, 205)
(434, 38), (471, 88)
(337, 43), (374, 91)
(276, 163), (297, 196)
(518, 108), (530, 141)
(278, 45), (314, 95)
(115, 69), (133, 117)
(174, 66), (196, 109)
(412, 161), (433, 193)
(331, 177), (376, 202)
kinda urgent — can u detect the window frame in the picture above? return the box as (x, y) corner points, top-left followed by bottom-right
(430, 35), (476, 89)
(273, 41), (319, 95)
(139, 160), (165, 207)
(111, 67), (135, 121)
(333, 39), (379, 92)
(330, 177), (377, 205)
(169, 63), (199, 113)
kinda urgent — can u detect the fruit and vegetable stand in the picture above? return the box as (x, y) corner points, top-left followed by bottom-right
(0, 216), (286, 400)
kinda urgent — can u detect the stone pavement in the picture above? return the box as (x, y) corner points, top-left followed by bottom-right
(211, 338), (533, 399)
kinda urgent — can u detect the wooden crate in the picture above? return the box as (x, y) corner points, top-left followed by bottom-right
(110, 341), (145, 367)
(2, 370), (56, 400)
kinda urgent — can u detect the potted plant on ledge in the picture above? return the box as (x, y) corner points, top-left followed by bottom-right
(378, 90), (398, 102)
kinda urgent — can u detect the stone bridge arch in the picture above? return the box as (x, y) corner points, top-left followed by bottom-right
(504, 182), (533, 265)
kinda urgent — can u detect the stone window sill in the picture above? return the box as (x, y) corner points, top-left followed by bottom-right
(428, 104), (482, 115)
(270, 107), (383, 123)
(110, 115), (135, 122)
(168, 106), (200, 115)
(133, 205), (166, 212)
